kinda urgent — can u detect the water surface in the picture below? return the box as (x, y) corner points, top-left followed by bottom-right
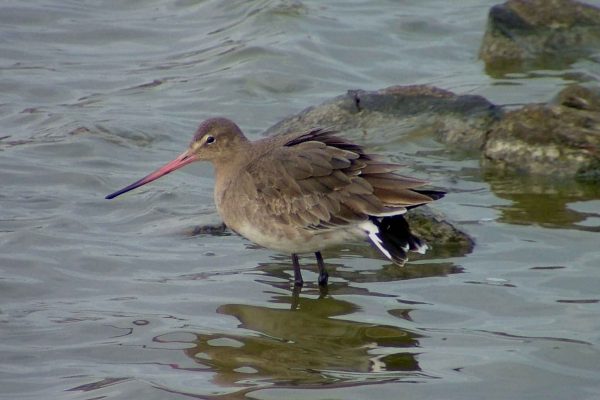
(1, 1), (600, 399)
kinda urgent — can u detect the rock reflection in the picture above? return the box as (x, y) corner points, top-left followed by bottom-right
(182, 295), (424, 391)
(485, 172), (600, 230)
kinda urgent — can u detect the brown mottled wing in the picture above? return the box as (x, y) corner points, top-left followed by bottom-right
(242, 129), (436, 230)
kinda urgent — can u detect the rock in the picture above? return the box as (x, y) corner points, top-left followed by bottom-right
(191, 222), (228, 236)
(551, 83), (600, 111)
(479, 0), (600, 75)
(265, 85), (500, 150)
(405, 206), (475, 255)
(482, 84), (600, 181)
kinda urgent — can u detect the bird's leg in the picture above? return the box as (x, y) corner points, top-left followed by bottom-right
(318, 283), (328, 299)
(290, 284), (302, 311)
(291, 253), (304, 287)
(315, 251), (328, 286)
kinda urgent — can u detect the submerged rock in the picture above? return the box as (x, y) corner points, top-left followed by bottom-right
(265, 85), (500, 150)
(479, 0), (600, 74)
(405, 206), (475, 255)
(482, 84), (600, 181)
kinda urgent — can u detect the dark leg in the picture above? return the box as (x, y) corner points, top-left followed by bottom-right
(290, 284), (302, 311)
(318, 283), (328, 299)
(291, 253), (303, 287)
(315, 251), (328, 286)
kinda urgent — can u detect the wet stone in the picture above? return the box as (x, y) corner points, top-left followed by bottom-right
(479, 0), (600, 75)
(482, 84), (600, 181)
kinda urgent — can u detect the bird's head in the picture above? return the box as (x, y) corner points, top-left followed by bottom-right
(105, 117), (247, 199)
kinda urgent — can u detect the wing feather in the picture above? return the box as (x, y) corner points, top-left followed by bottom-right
(236, 128), (439, 231)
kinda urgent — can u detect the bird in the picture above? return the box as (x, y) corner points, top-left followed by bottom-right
(105, 117), (444, 287)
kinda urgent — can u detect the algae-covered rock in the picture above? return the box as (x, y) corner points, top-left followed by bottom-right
(479, 0), (600, 75)
(482, 84), (600, 181)
(405, 206), (475, 254)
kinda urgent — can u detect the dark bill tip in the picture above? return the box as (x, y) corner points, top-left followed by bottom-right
(104, 150), (197, 200)
(105, 178), (147, 200)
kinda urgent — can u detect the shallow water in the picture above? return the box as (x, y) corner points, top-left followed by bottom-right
(1, 1), (600, 399)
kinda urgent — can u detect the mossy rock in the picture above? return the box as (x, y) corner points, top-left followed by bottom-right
(482, 84), (600, 181)
(479, 0), (600, 75)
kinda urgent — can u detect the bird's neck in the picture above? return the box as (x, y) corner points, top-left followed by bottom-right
(211, 141), (254, 211)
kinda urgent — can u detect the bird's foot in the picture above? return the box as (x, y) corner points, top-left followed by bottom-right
(318, 284), (328, 298)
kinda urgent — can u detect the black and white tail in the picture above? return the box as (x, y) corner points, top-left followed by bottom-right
(363, 215), (427, 266)
(362, 189), (444, 266)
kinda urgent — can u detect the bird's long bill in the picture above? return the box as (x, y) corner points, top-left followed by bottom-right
(105, 150), (197, 199)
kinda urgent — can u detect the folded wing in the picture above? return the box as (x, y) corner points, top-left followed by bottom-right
(239, 128), (439, 231)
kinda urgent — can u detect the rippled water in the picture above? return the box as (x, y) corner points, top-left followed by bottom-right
(2, 1), (600, 399)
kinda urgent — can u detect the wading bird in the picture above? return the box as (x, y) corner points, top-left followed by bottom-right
(106, 118), (444, 286)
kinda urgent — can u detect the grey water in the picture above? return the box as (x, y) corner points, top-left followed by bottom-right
(1, 1), (600, 399)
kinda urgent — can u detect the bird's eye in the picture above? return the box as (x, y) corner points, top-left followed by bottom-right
(205, 135), (215, 144)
